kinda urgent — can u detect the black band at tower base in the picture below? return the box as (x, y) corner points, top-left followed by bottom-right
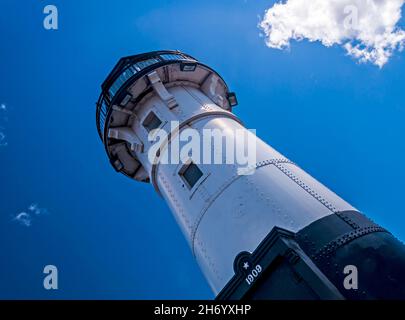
(217, 211), (405, 300)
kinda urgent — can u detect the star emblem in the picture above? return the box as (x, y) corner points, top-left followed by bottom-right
(243, 262), (250, 270)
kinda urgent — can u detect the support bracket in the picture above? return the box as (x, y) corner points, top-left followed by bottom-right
(108, 127), (144, 153)
(147, 71), (178, 109)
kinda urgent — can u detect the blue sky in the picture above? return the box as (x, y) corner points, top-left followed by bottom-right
(0, 0), (404, 299)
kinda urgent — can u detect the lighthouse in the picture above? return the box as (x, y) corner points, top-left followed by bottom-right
(96, 50), (405, 299)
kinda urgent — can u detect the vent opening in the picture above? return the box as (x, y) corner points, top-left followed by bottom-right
(179, 162), (203, 189)
(143, 111), (162, 132)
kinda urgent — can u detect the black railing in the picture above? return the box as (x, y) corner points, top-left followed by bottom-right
(96, 50), (197, 141)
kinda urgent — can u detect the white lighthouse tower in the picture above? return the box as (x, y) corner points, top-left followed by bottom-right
(96, 50), (405, 299)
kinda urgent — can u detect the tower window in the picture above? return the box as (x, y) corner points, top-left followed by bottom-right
(179, 162), (203, 189)
(143, 111), (162, 132)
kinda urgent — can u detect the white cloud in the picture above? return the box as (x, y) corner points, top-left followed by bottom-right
(0, 130), (6, 147)
(13, 212), (32, 227)
(28, 203), (49, 215)
(259, 0), (405, 67)
(12, 203), (49, 227)
(0, 103), (7, 147)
